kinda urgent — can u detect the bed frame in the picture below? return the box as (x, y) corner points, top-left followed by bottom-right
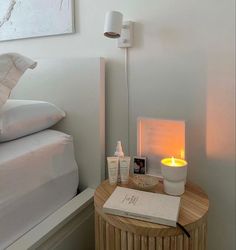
(7, 58), (105, 250)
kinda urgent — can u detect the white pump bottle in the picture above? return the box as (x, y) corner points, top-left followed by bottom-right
(114, 141), (124, 182)
(114, 141), (124, 158)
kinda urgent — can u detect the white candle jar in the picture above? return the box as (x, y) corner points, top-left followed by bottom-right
(161, 158), (188, 196)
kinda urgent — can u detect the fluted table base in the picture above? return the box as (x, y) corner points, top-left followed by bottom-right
(95, 211), (207, 250)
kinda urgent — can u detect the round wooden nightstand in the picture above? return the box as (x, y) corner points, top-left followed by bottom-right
(94, 178), (209, 250)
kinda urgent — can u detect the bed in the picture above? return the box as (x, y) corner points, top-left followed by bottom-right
(0, 130), (78, 249)
(3, 57), (105, 250)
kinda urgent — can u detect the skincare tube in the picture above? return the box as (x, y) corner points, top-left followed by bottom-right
(120, 157), (131, 184)
(107, 157), (119, 185)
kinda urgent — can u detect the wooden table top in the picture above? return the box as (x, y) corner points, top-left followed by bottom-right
(94, 177), (209, 236)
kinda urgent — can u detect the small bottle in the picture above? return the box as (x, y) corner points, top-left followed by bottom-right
(120, 157), (131, 184)
(114, 141), (124, 183)
(107, 157), (119, 185)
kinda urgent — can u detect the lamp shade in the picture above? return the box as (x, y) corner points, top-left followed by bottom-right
(104, 11), (123, 38)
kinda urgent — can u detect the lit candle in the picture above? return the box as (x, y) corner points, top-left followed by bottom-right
(161, 157), (188, 196)
(161, 157), (187, 167)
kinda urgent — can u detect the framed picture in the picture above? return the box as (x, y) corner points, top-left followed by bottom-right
(133, 156), (146, 174)
(0, 0), (75, 42)
(137, 117), (185, 176)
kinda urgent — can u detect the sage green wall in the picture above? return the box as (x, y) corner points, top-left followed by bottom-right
(0, 1), (235, 249)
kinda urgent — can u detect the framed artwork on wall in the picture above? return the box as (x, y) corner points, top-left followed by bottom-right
(0, 0), (75, 41)
(137, 117), (186, 176)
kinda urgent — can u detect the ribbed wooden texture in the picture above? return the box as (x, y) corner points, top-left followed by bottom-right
(94, 179), (209, 250)
(95, 213), (207, 250)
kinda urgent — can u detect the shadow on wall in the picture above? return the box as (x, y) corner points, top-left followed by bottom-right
(133, 22), (144, 48)
(105, 58), (129, 159)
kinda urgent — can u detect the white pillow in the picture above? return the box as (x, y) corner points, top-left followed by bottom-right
(0, 53), (37, 108)
(0, 100), (66, 142)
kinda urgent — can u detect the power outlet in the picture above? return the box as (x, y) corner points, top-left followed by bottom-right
(118, 21), (133, 48)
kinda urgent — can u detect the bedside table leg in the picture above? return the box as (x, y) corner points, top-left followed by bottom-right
(127, 232), (134, 249)
(134, 234), (141, 250)
(199, 222), (207, 250)
(176, 234), (184, 249)
(105, 223), (115, 250)
(141, 235), (148, 250)
(95, 211), (207, 250)
(96, 213), (106, 250)
(148, 236), (155, 250)
(95, 212), (100, 250)
(121, 231), (127, 250)
(115, 228), (121, 250)
(156, 237), (163, 250)
(203, 222), (207, 250)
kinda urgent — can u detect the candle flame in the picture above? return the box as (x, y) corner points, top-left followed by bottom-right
(171, 156), (175, 166)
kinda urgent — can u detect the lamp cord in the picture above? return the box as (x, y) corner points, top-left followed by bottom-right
(124, 54), (190, 238)
(125, 47), (130, 155)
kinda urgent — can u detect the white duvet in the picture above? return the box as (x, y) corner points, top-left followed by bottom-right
(0, 130), (79, 249)
(0, 53), (37, 108)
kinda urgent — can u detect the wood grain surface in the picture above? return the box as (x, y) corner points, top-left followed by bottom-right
(94, 178), (209, 250)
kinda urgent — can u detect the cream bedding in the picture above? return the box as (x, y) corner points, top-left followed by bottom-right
(0, 53), (36, 108)
(0, 130), (79, 249)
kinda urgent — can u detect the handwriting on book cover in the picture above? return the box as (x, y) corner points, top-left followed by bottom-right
(122, 194), (139, 206)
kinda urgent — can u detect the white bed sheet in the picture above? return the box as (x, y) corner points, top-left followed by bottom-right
(0, 130), (79, 249)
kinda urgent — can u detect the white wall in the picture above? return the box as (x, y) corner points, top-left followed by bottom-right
(0, 0), (235, 249)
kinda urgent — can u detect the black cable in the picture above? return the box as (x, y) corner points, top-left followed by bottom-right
(176, 222), (191, 238)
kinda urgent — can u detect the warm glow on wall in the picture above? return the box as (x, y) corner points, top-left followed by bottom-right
(137, 118), (186, 176)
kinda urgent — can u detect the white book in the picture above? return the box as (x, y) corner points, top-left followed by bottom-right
(103, 187), (181, 227)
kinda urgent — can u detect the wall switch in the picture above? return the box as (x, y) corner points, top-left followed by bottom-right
(118, 21), (133, 48)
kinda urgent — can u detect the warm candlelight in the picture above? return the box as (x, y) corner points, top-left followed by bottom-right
(161, 157), (187, 167)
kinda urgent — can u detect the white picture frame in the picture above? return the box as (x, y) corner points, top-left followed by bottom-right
(137, 117), (186, 176)
(0, 0), (75, 41)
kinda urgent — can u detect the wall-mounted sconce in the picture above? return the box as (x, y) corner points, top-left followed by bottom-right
(104, 11), (123, 38)
(104, 11), (133, 48)
(103, 10), (134, 154)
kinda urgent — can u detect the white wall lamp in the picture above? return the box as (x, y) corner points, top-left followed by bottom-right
(104, 11), (133, 48)
(104, 11), (134, 154)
